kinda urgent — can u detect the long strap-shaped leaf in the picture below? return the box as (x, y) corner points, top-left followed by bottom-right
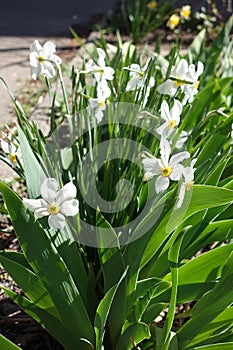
(0, 182), (94, 348)
(0, 252), (58, 318)
(94, 267), (128, 350)
(177, 252), (233, 348)
(1, 287), (86, 350)
(0, 334), (22, 350)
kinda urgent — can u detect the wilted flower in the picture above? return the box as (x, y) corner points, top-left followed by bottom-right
(142, 138), (190, 193)
(23, 178), (79, 230)
(29, 40), (62, 80)
(156, 99), (182, 138)
(85, 48), (115, 84)
(167, 14), (180, 30)
(125, 59), (150, 91)
(180, 5), (191, 20)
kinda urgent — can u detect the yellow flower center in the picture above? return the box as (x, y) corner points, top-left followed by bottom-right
(9, 153), (17, 163)
(175, 79), (184, 87)
(169, 120), (177, 128)
(47, 203), (60, 215)
(193, 80), (200, 89)
(38, 55), (45, 62)
(147, 1), (157, 10)
(180, 6), (191, 19)
(98, 100), (105, 107)
(186, 181), (194, 191)
(162, 166), (172, 177)
(168, 14), (180, 29)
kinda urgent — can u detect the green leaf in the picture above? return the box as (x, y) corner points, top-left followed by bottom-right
(188, 28), (206, 60)
(167, 185), (233, 233)
(115, 322), (150, 350)
(177, 252), (233, 348)
(18, 125), (46, 198)
(94, 268), (128, 350)
(0, 252), (58, 318)
(0, 334), (22, 350)
(0, 182), (94, 345)
(159, 232), (185, 350)
(164, 243), (233, 284)
(1, 287), (89, 350)
(192, 343), (233, 350)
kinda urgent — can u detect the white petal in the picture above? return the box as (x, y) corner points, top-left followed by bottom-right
(157, 80), (177, 96)
(156, 122), (169, 137)
(160, 138), (171, 166)
(97, 48), (106, 67)
(197, 61), (204, 77)
(160, 100), (170, 121)
(142, 157), (162, 175)
(170, 99), (182, 122)
(103, 67), (115, 80)
(129, 64), (140, 73)
(48, 213), (66, 230)
(30, 40), (42, 53)
(126, 76), (140, 91)
(41, 178), (59, 203)
(155, 176), (170, 193)
(170, 163), (184, 181)
(95, 107), (104, 123)
(51, 53), (62, 65)
(34, 208), (50, 219)
(56, 182), (77, 205)
(1, 140), (10, 153)
(31, 66), (39, 80)
(60, 199), (79, 216)
(41, 61), (56, 79)
(23, 198), (45, 212)
(29, 52), (39, 67)
(170, 151), (190, 166)
(175, 183), (186, 209)
(43, 41), (56, 56)
(176, 59), (189, 76)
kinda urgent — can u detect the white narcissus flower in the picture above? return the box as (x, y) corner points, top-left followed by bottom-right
(180, 5), (191, 20)
(85, 48), (115, 83)
(23, 178), (79, 230)
(156, 99), (182, 138)
(167, 14), (180, 30)
(142, 138), (190, 193)
(1, 138), (20, 165)
(175, 158), (197, 209)
(88, 81), (111, 123)
(157, 59), (189, 97)
(182, 61), (204, 105)
(29, 40), (62, 80)
(125, 59), (150, 91)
